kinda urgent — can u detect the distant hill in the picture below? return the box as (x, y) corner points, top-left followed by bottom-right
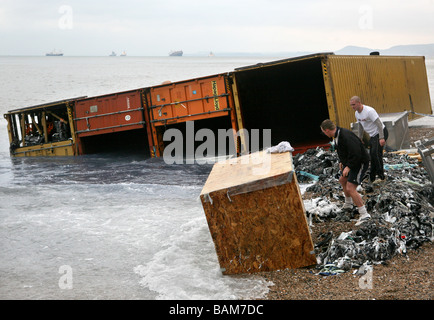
(336, 43), (434, 57)
(189, 44), (434, 58)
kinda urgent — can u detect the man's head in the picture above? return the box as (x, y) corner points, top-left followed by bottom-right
(320, 119), (337, 138)
(350, 96), (363, 112)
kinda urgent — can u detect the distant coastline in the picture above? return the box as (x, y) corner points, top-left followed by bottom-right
(1, 43), (433, 58)
(205, 43), (434, 58)
(334, 43), (434, 57)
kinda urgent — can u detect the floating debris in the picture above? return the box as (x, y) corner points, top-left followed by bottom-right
(294, 147), (434, 273)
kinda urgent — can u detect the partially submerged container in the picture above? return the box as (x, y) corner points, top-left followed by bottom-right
(4, 97), (81, 157)
(73, 89), (151, 155)
(3, 52), (432, 158)
(145, 73), (240, 158)
(200, 151), (316, 274)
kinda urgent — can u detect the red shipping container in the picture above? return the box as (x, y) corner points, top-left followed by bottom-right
(149, 74), (230, 126)
(74, 90), (146, 138)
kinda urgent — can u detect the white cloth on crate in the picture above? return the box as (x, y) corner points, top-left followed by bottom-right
(266, 141), (294, 153)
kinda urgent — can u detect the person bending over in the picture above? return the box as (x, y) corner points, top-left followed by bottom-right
(321, 119), (370, 225)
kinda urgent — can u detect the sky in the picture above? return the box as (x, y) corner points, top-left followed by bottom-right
(0, 0), (433, 56)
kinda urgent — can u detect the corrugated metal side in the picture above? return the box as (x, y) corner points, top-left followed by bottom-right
(148, 74), (230, 126)
(325, 55), (432, 129)
(74, 90), (145, 137)
(11, 141), (74, 157)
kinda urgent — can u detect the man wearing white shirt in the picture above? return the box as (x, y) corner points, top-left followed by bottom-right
(350, 96), (389, 183)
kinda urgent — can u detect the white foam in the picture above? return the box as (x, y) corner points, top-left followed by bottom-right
(134, 215), (272, 300)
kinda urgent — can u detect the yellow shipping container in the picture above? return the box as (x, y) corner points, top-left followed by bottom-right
(4, 53), (432, 157)
(233, 53), (432, 153)
(322, 54), (432, 129)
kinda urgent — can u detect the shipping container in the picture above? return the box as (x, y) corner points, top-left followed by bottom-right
(4, 52), (432, 158)
(233, 53), (432, 153)
(4, 98), (81, 157)
(73, 89), (152, 155)
(146, 74), (240, 158)
(323, 54), (432, 128)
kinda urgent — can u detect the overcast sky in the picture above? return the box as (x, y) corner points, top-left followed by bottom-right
(1, 0), (433, 56)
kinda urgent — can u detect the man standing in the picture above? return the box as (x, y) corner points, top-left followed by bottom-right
(350, 96), (389, 182)
(321, 119), (370, 225)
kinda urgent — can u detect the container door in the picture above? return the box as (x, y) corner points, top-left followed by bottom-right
(149, 74), (230, 126)
(74, 90), (145, 138)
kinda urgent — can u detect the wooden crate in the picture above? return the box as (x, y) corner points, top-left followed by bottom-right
(200, 151), (316, 275)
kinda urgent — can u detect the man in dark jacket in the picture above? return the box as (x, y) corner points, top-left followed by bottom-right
(320, 119), (370, 225)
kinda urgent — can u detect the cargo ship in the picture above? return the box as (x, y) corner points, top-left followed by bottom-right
(46, 50), (63, 56)
(169, 50), (183, 56)
(3, 53), (432, 158)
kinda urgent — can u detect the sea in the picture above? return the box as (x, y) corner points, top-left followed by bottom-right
(0, 55), (433, 300)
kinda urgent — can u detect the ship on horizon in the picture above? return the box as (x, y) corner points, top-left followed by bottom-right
(169, 50), (183, 56)
(46, 50), (63, 56)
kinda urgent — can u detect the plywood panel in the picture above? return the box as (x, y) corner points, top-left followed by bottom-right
(200, 151), (316, 275)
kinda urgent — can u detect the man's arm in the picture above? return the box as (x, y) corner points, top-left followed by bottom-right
(374, 117), (384, 140)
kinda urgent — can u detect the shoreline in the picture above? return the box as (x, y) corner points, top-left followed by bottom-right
(260, 124), (433, 300)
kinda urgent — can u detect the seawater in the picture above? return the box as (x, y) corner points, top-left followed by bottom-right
(0, 56), (279, 300)
(0, 56), (433, 300)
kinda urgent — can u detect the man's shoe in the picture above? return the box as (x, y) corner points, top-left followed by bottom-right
(341, 203), (354, 210)
(355, 212), (371, 226)
(372, 178), (386, 186)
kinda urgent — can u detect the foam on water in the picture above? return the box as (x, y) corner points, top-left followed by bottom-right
(0, 56), (432, 300)
(134, 213), (272, 300)
(0, 128), (274, 299)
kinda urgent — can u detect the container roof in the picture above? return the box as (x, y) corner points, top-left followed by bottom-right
(6, 96), (86, 114)
(234, 52), (334, 72)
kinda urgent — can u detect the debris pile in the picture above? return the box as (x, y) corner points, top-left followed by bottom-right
(293, 148), (434, 274)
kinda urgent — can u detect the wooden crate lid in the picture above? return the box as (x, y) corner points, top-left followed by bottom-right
(200, 151), (294, 196)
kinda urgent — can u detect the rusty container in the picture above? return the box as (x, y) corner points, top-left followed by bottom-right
(73, 89), (153, 155)
(74, 89), (146, 137)
(148, 74), (231, 126)
(146, 74), (239, 157)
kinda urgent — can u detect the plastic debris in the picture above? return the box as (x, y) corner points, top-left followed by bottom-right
(294, 147), (434, 274)
(298, 170), (319, 181)
(317, 264), (346, 276)
(384, 163), (417, 170)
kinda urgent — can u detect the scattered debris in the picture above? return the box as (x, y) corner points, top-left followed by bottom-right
(293, 147), (434, 275)
(416, 137), (434, 183)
